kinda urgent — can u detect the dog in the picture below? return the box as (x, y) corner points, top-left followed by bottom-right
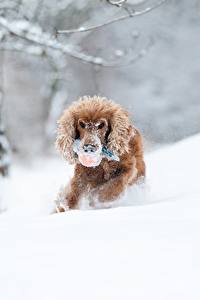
(55, 96), (145, 211)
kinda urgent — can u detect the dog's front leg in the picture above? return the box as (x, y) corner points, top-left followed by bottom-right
(64, 176), (85, 209)
(55, 175), (84, 212)
(98, 170), (132, 202)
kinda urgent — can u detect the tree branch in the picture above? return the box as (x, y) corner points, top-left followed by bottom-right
(57, 0), (168, 35)
(0, 42), (46, 56)
(107, 0), (127, 7)
(0, 0), (167, 67)
(0, 16), (109, 66)
(0, 16), (151, 67)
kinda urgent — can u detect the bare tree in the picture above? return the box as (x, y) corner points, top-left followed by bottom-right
(0, 0), (168, 154)
(0, 0), (168, 66)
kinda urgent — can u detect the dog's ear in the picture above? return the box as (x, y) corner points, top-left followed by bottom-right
(55, 109), (77, 164)
(107, 108), (134, 156)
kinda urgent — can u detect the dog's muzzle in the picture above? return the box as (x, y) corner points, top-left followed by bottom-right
(73, 137), (102, 168)
(73, 137), (120, 168)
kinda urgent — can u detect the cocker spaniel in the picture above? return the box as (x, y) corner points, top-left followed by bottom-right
(55, 96), (145, 211)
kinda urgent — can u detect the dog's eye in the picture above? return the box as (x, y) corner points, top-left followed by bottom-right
(98, 122), (105, 129)
(79, 121), (85, 129)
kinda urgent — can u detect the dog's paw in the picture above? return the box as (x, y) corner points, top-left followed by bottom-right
(54, 185), (69, 213)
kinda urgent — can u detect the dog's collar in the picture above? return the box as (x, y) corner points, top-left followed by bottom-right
(101, 146), (119, 161)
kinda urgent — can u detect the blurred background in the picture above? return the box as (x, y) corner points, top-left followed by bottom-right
(0, 0), (200, 184)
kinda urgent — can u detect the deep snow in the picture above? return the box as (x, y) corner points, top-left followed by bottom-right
(0, 134), (200, 300)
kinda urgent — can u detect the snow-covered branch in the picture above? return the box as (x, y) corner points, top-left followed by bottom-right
(107, 0), (127, 7)
(0, 42), (46, 56)
(0, 17), (102, 65)
(0, 0), (168, 67)
(0, 15), (152, 67)
(56, 0), (168, 35)
(0, 17), (127, 67)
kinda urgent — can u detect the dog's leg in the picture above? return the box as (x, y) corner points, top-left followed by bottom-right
(98, 170), (133, 202)
(54, 184), (70, 212)
(65, 176), (85, 209)
(54, 176), (84, 211)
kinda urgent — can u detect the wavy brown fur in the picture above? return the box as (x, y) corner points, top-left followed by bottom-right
(56, 96), (145, 210)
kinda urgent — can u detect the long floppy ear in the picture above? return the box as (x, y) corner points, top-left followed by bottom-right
(107, 107), (134, 156)
(55, 109), (77, 164)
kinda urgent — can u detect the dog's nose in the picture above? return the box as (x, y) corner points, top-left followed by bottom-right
(83, 144), (97, 153)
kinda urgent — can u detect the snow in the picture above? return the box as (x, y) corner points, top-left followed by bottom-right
(0, 134), (200, 300)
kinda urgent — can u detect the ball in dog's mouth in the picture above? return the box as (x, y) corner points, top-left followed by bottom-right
(78, 152), (102, 167)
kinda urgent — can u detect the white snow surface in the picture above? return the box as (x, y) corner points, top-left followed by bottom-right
(0, 134), (200, 300)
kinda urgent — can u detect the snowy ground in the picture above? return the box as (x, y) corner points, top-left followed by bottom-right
(0, 134), (200, 300)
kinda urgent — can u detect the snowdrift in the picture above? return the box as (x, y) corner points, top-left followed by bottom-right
(0, 134), (200, 300)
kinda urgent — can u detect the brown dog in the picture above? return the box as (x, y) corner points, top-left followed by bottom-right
(56, 96), (145, 210)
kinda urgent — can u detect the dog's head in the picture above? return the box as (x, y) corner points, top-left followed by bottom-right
(56, 96), (134, 164)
